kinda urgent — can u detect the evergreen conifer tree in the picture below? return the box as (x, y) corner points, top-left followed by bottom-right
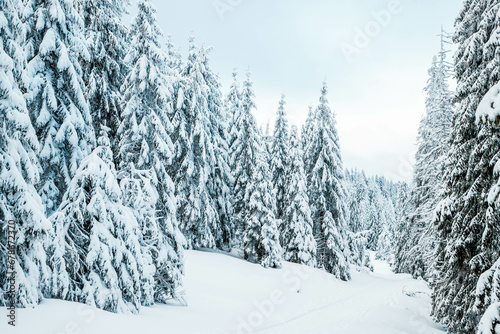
(395, 32), (454, 280)
(51, 130), (142, 313)
(24, 0), (96, 215)
(306, 82), (350, 280)
(173, 37), (233, 250)
(0, 0), (52, 306)
(75, 0), (130, 156)
(117, 0), (184, 304)
(433, 2), (500, 332)
(282, 126), (316, 267)
(270, 94), (289, 245)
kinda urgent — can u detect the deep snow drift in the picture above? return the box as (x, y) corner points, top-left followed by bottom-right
(2, 251), (445, 334)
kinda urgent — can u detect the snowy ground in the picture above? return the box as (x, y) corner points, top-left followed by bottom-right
(2, 251), (445, 334)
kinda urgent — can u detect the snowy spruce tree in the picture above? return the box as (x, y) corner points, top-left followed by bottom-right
(270, 94), (290, 245)
(432, 2), (500, 332)
(306, 82), (350, 280)
(0, 0), (53, 307)
(230, 71), (258, 242)
(281, 126), (316, 267)
(23, 0), (95, 215)
(475, 255), (500, 334)
(243, 142), (282, 269)
(75, 0), (130, 154)
(260, 122), (272, 167)
(117, 0), (184, 305)
(394, 35), (453, 280)
(204, 58), (235, 251)
(302, 105), (316, 183)
(173, 37), (233, 250)
(173, 37), (218, 250)
(166, 35), (183, 73)
(231, 71), (281, 267)
(51, 130), (142, 313)
(472, 46), (500, 334)
(226, 69), (242, 152)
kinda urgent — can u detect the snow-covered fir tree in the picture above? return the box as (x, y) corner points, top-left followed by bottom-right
(281, 126), (316, 267)
(243, 141), (282, 269)
(75, 0), (130, 155)
(475, 255), (500, 334)
(117, 0), (184, 305)
(119, 166), (157, 306)
(204, 59), (234, 251)
(432, 2), (500, 332)
(302, 105), (316, 183)
(166, 35), (182, 73)
(173, 37), (218, 250)
(226, 69), (242, 152)
(270, 94), (290, 245)
(230, 71), (258, 243)
(0, 0), (53, 307)
(230, 71), (282, 267)
(306, 82), (350, 280)
(262, 121), (273, 167)
(23, 0), (96, 215)
(394, 34), (453, 280)
(172, 36), (233, 250)
(51, 130), (142, 313)
(471, 41), (500, 334)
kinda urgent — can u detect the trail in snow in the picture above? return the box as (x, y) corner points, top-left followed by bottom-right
(1, 251), (446, 334)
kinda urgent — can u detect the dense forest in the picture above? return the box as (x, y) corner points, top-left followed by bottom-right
(3, 0), (500, 333)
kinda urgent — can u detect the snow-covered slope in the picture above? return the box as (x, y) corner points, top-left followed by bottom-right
(1, 251), (445, 334)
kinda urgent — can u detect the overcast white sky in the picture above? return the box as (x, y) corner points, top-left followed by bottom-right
(130, 0), (463, 181)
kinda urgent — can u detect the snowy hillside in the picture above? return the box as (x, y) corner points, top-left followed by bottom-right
(1, 251), (444, 334)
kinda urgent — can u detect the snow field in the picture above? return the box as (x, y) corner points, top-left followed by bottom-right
(2, 251), (445, 334)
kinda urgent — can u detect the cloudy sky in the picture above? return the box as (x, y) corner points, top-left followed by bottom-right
(130, 0), (463, 181)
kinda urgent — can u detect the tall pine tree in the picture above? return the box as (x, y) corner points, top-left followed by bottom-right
(270, 94), (289, 246)
(243, 140), (282, 269)
(395, 34), (454, 280)
(51, 130), (143, 313)
(226, 69), (242, 154)
(0, 0), (52, 307)
(75, 0), (130, 155)
(433, 2), (500, 332)
(231, 71), (282, 267)
(306, 82), (350, 281)
(23, 0), (96, 215)
(173, 38), (233, 250)
(281, 126), (316, 267)
(231, 71), (258, 244)
(117, 0), (184, 305)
